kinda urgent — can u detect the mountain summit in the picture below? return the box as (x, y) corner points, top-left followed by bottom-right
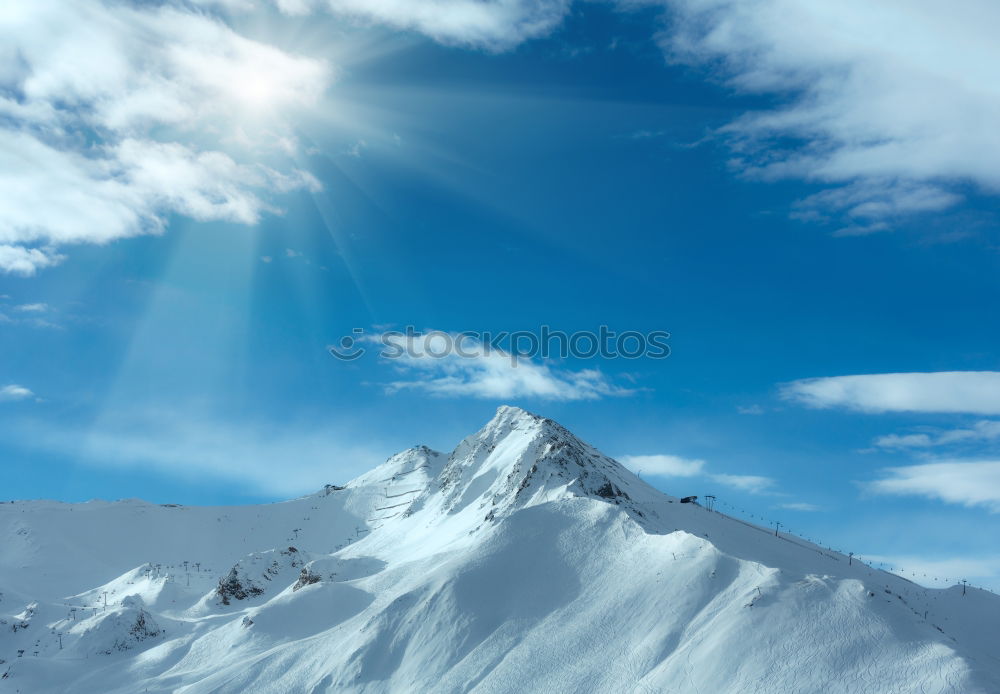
(430, 405), (650, 521)
(1, 407), (998, 693)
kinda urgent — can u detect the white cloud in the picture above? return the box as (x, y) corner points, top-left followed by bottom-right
(656, 0), (1000, 230)
(12, 0), (992, 277)
(867, 460), (1000, 512)
(0, 246), (65, 276)
(0, 384), (34, 401)
(874, 421), (1000, 449)
(6, 0), (995, 275)
(873, 433), (934, 449)
(932, 422), (1000, 444)
(14, 303), (49, 313)
(0, 302), (62, 329)
(782, 372), (1000, 415)
(0, 0), (328, 274)
(776, 502), (820, 512)
(203, 0), (570, 49)
(711, 473), (776, 494)
(373, 331), (632, 401)
(619, 449), (776, 494)
(326, 0), (571, 51)
(737, 404), (764, 415)
(618, 454), (705, 477)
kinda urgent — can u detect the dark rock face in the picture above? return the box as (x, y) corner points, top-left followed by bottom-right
(216, 548), (306, 605)
(217, 567), (265, 605)
(292, 567), (322, 592)
(595, 482), (625, 500)
(98, 598), (162, 655)
(126, 609), (160, 642)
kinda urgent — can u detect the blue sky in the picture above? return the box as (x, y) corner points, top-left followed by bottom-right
(3, 0), (1000, 588)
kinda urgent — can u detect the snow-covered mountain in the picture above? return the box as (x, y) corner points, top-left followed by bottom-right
(2, 406), (998, 693)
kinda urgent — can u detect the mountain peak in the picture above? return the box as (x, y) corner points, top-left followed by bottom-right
(476, 405), (574, 445)
(429, 406), (654, 523)
(483, 404), (548, 432)
(491, 404), (536, 421)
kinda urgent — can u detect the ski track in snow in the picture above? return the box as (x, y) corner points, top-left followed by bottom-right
(1, 406), (998, 693)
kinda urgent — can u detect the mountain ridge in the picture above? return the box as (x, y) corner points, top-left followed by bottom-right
(1, 406), (998, 693)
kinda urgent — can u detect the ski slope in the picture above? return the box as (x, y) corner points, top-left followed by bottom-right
(1, 406), (998, 692)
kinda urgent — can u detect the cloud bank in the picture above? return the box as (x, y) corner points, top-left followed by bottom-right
(8, 0), (998, 275)
(0, 0), (327, 275)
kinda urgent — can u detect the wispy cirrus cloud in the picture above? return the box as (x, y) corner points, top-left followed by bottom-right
(0, 300), (61, 329)
(0, 0), (327, 275)
(199, 0), (570, 48)
(782, 372), (1000, 415)
(14, 303), (49, 313)
(874, 421), (1000, 450)
(325, 0), (570, 51)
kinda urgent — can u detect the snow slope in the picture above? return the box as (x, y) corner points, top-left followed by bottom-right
(1, 406), (998, 693)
